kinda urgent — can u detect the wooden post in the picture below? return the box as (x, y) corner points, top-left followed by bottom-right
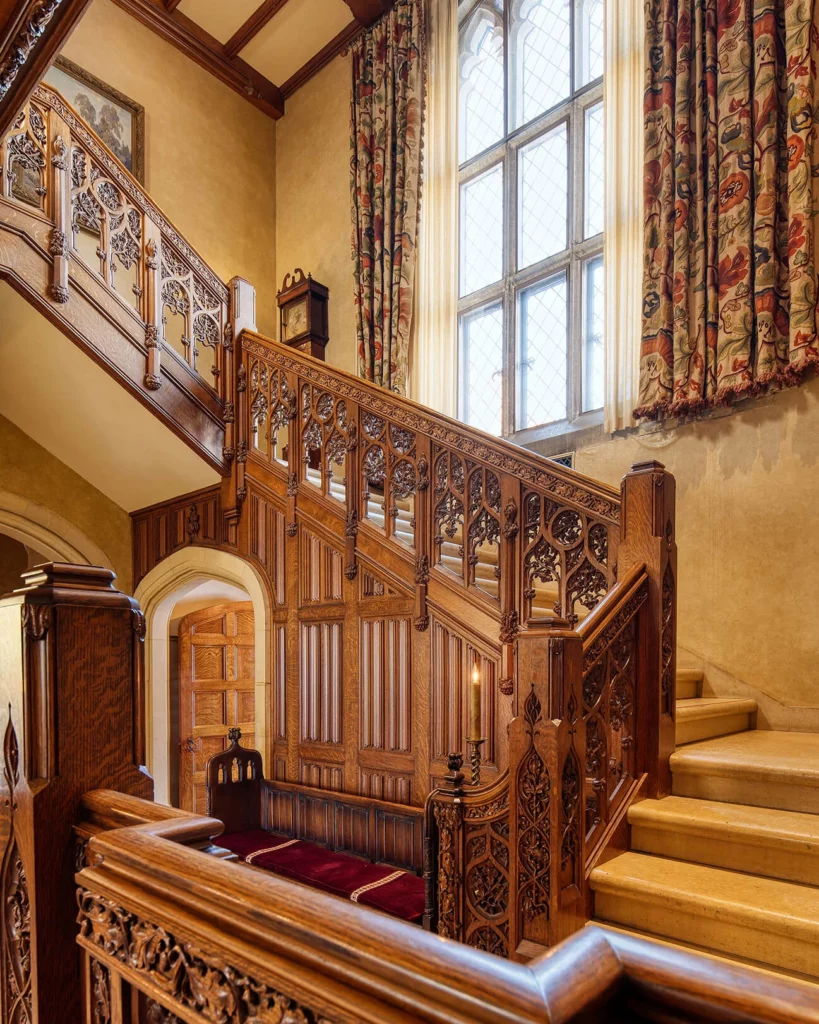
(48, 107), (71, 304)
(510, 617), (584, 958)
(143, 221), (163, 391)
(0, 564), (153, 1024)
(618, 461), (677, 797)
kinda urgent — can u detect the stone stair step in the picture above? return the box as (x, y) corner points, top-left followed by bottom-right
(675, 697), (757, 746)
(676, 668), (702, 700)
(591, 851), (819, 978)
(670, 731), (819, 814)
(629, 796), (819, 886)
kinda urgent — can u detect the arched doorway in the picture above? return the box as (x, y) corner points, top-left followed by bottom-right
(134, 547), (271, 805)
(0, 489), (113, 567)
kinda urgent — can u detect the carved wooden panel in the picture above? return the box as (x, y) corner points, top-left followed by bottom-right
(131, 486), (221, 587)
(359, 413), (420, 549)
(300, 383), (352, 504)
(299, 761), (343, 791)
(463, 794), (510, 958)
(360, 568), (400, 600)
(521, 491), (615, 625)
(299, 529), (343, 604)
(1, 101), (48, 214)
(160, 237), (225, 390)
(248, 361), (296, 468)
(360, 618), (411, 753)
(274, 625), (287, 740)
(249, 489), (286, 605)
(260, 782), (424, 872)
(430, 619), (497, 765)
(360, 770), (412, 805)
(69, 140), (144, 314)
(298, 622), (343, 744)
(583, 607), (640, 848)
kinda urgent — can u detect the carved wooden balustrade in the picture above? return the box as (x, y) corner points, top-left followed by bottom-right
(175, 332), (672, 960)
(0, 83), (252, 470)
(73, 788), (819, 1024)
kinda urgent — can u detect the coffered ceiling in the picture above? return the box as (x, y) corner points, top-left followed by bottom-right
(112, 0), (392, 118)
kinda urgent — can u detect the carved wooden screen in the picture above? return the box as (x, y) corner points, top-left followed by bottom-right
(178, 602), (255, 813)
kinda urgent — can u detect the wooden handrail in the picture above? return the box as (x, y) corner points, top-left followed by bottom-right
(75, 796), (819, 1024)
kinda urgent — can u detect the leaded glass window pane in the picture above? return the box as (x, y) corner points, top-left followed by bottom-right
(462, 305), (504, 435)
(518, 123), (568, 269)
(510, 0), (571, 129)
(459, 3), (505, 162)
(584, 101), (604, 238)
(576, 0), (604, 88)
(518, 274), (568, 427)
(460, 165), (504, 296)
(583, 255), (604, 411)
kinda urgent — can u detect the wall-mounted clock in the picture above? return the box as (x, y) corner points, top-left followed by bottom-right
(277, 268), (329, 359)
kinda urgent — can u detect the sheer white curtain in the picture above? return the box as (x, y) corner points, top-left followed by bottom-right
(410, 0), (458, 417)
(603, 0), (644, 432)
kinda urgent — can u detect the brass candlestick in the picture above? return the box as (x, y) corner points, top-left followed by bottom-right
(465, 737), (486, 786)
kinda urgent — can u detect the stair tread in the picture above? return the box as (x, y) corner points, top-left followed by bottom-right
(591, 852), (819, 936)
(677, 668), (704, 682)
(629, 796), (819, 849)
(670, 731), (819, 785)
(676, 697), (757, 722)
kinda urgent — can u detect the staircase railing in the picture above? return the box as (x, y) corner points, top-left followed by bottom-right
(215, 331), (677, 957)
(0, 83), (249, 470)
(74, 788), (819, 1024)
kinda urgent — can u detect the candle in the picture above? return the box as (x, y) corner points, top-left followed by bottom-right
(468, 661), (482, 742)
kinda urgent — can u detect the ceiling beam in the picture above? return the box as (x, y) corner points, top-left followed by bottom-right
(0, 0), (95, 136)
(224, 0), (290, 59)
(112, 0), (284, 119)
(341, 0), (392, 26)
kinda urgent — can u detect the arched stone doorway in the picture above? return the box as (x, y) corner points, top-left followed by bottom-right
(134, 547), (271, 805)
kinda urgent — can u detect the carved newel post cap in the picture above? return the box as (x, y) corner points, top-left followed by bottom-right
(15, 563), (117, 593)
(629, 459), (666, 473)
(443, 752), (465, 794)
(227, 727), (242, 746)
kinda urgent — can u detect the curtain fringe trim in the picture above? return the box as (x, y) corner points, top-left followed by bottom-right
(633, 351), (819, 423)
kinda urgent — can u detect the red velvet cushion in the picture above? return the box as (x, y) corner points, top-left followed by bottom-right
(220, 830), (425, 923)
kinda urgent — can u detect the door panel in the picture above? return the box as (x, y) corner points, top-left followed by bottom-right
(178, 601), (255, 812)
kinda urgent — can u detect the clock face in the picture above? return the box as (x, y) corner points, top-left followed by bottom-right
(283, 297), (308, 340)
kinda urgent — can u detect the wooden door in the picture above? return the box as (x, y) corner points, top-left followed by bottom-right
(178, 602), (256, 812)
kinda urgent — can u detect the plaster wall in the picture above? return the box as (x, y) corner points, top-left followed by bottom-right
(275, 53), (358, 374)
(569, 377), (819, 727)
(0, 414), (132, 591)
(62, 0), (278, 334)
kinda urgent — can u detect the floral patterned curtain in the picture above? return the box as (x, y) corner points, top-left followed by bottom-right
(637, 0), (819, 420)
(350, 0), (425, 395)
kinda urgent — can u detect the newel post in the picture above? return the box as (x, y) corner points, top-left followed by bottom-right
(510, 618), (585, 957)
(427, 755), (465, 939)
(618, 461), (677, 797)
(0, 564), (153, 1024)
(223, 277), (257, 543)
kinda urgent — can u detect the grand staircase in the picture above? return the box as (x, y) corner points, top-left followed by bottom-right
(591, 666), (819, 979)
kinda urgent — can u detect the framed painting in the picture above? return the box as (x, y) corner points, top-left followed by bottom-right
(44, 57), (145, 183)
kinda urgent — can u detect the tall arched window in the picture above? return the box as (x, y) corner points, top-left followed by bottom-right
(457, 0), (604, 439)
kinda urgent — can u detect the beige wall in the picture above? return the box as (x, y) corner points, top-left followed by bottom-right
(569, 378), (819, 727)
(275, 53), (358, 374)
(63, 0), (278, 334)
(0, 415), (133, 592)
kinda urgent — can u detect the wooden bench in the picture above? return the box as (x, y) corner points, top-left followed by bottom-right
(206, 729), (428, 924)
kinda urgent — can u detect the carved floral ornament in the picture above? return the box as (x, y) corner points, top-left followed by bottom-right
(0, 1), (64, 102)
(76, 890), (329, 1024)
